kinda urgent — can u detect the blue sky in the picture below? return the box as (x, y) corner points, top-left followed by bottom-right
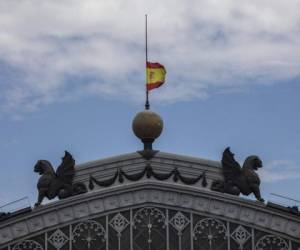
(1, 0), (300, 208)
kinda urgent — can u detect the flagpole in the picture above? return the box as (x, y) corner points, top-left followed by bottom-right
(145, 14), (150, 110)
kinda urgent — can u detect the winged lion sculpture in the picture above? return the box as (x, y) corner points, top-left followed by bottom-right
(211, 147), (264, 202)
(34, 151), (87, 207)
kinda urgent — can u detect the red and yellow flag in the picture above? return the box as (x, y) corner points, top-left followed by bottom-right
(146, 62), (166, 91)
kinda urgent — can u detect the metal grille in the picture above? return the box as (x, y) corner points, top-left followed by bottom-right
(3, 206), (297, 250)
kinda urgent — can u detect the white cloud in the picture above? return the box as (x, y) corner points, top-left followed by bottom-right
(260, 160), (300, 182)
(1, 0), (300, 115)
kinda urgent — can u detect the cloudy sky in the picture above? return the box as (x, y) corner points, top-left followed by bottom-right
(1, 0), (300, 209)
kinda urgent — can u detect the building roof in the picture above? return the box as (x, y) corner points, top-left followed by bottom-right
(1, 150), (300, 247)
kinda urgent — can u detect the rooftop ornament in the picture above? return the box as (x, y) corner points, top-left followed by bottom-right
(34, 151), (87, 207)
(211, 147), (264, 202)
(132, 110), (163, 160)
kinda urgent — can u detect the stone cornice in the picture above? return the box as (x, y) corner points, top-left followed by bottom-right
(0, 181), (300, 248)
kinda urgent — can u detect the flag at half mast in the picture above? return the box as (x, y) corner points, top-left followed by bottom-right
(146, 62), (166, 91)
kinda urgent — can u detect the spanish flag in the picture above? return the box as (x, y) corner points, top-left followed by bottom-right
(146, 62), (166, 91)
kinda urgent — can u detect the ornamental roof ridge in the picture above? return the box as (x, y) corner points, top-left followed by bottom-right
(73, 151), (222, 186)
(75, 151), (221, 171)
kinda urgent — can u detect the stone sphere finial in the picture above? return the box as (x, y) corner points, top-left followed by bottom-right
(132, 110), (163, 150)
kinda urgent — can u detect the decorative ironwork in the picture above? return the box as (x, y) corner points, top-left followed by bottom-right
(169, 211), (190, 235)
(89, 163), (207, 189)
(48, 229), (69, 249)
(109, 212), (130, 250)
(169, 211), (190, 250)
(72, 220), (106, 250)
(109, 213), (129, 236)
(231, 225), (251, 250)
(13, 240), (44, 250)
(255, 235), (289, 250)
(133, 207), (166, 249)
(133, 207), (166, 227)
(3, 207), (300, 250)
(193, 218), (227, 250)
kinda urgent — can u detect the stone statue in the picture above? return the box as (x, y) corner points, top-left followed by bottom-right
(34, 151), (87, 207)
(211, 147), (264, 202)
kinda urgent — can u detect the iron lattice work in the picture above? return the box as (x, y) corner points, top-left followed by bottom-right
(4, 206), (299, 250)
(193, 218), (227, 250)
(12, 240), (44, 250)
(72, 220), (106, 250)
(133, 207), (167, 250)
(255, 235), (289, 250)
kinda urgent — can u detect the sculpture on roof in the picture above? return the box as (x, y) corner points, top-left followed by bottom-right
(34, 151), (87, 207)
(211, 147), (264, 202)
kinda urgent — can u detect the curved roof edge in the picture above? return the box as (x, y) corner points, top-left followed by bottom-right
(0, 181), (300, 247)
